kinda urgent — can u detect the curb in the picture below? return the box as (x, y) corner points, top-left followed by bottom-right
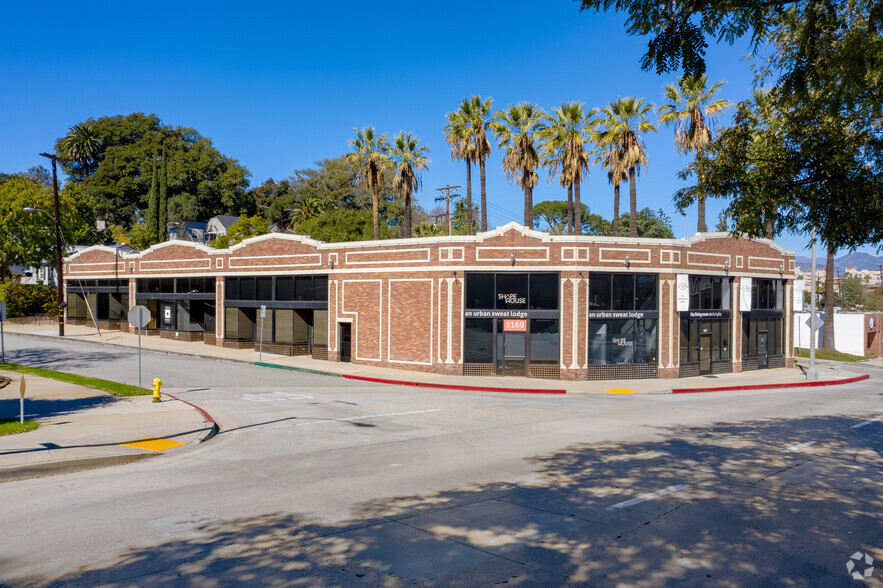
(162, 392), (220, 442)
(0, 453), (155, 484)
(256, 361), (567, 394)
(671, 373), (871, 394)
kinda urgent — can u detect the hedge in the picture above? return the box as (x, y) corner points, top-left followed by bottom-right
(0, 283), (59, 317)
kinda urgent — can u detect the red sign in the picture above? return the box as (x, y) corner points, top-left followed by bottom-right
(503, 319), (527, 332)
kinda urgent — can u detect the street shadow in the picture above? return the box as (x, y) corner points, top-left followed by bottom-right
(4, 345), (132, 372)
(8, 413), (883, 587)
(0, 396), (117, 420)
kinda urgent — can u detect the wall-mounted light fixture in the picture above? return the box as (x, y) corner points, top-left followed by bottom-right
(723, 260), (730, 273)
(330, 258), (335, 270)
(779, 262), (785, 275)
(624, 255), (630, 268)
(509, 253), (516, 266)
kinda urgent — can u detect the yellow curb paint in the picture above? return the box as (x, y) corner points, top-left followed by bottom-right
(121, 438), (187, 452)
(605, 388), (636, 394)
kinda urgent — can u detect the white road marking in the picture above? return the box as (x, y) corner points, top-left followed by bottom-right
(781, 441), (817, 453)
(228, 409), (443, 433)
(608, 484), (690, 510)
(851, 415), (883, 429)
(241, 392), (315, 403)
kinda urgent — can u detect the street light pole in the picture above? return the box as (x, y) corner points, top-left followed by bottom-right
(39, 152), (65, 337)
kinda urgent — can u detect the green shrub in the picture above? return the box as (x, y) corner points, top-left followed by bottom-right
(0, 283), (59, 317)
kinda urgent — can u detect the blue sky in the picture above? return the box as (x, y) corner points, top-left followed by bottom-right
(1, 0), (873, 257)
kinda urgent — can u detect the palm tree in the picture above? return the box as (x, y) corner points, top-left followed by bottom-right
(444, 107), (476, 234)
(590, 143), (629, 235)
(59, 123), (101, 186)
(490, 103), (547, 227)
(659, 75), (730, 232)
(594, 97), (656, 238)
(389, 131), (430, 238)
(463, 95), (494, 232)
(542, 102), (592, 234)
(288, 196), (330, 229)
(348, 127), (390, 241)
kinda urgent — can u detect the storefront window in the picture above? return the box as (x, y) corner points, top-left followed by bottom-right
(589, 274), (611, 310)
(530, 319), (559, 363)
(589, 319), (658, 365)
(464, 318), (494, 363)
(495, 274), (528, 310)
(529, 274), (558, 310)
(590, 274), (657, 311)
(466, 273), (495, 309)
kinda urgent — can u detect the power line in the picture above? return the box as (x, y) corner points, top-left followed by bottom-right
(434, 185), (461, 235)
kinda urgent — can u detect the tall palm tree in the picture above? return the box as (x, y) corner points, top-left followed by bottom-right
(659, 75), (730, 232)
(590, 143), (629, 235)
(59, 123), (101, 186)
(463, 95), (494, 232)
(348, 126), (390, 241)
(594, 97), (656, 238)
(490, 103), (547, 228)
(444, 108), (476, 234)
(542, 102), (592, 234)
(389, 131), (430, 238)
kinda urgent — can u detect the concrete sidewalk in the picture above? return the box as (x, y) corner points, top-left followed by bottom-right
(2, 322), (874, 394)
(0, 370), (214, 483)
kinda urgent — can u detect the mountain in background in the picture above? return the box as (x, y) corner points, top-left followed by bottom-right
(795, 252), (883, 271)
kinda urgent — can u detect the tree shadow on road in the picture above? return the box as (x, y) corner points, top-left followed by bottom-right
(9, 414), (883, 587)
(4, 345), (132, 372)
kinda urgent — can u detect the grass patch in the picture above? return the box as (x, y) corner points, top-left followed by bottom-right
(794, 348), (867, 362)
(0, 418), (39, 435)
(0, 363), (149, 396)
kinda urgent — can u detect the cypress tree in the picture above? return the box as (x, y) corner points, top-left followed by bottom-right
(146, 152), (159, 239)
(158, 144), (168, 241)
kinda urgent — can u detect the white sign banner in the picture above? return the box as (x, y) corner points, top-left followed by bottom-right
(739, 277), (752, 312)
(793, 279), (805, 312)
(676, 274), (689, 312)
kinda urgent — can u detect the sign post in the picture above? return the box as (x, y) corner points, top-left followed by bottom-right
(20, 375), (26, 424)
(259, 305), (267, 361)
(128, 306), (152, 394)
(0, 300), (6, 364)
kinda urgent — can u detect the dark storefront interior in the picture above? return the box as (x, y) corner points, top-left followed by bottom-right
(66, 279), (129, 329)
(588, 273), (659, 379)
(224, 276), (328, 358)
(679, 276), (732, 376)
(742, 278), (785, 370)
(463, 273), (559, 378)
(136, 278), (216, 342)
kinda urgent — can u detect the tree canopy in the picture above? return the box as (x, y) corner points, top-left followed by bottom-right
(55, 113), (250, 230)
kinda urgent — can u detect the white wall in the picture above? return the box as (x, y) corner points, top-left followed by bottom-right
(793, 312), (866, 356)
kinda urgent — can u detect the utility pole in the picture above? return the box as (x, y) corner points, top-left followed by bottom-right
(435, 185), (461, 236)
(39, 152), (65, 337)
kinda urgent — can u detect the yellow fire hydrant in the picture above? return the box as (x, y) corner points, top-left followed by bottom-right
(152, 378), (163, 403)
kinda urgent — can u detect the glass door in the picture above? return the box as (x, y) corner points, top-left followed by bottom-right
(496, 319), (527, 376)
(757, 330), (769, 368)
(699, 333), (712, 374)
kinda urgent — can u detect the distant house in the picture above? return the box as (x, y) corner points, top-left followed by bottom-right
(204, 215), (241, 243)
(168, 220), (208, 243)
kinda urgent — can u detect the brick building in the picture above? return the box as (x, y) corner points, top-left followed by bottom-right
(63, 223), (797, 380)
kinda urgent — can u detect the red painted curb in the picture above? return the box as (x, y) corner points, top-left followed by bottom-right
(671, 373), (870, 394)
(162, 392), (218, 425)
(342, 374), (567, 394)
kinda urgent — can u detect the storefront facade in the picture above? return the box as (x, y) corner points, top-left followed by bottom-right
(64, 223), (797, 380)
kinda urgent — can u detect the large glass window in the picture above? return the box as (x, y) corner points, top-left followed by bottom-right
(752, 279), (783, 310)
(239, 277), (256, 301)
(529, 274), (558, 310)
(689, 276), (731, 309)
(464, 319), (494, 363)
(590, 274), (658, 311)
(256, 277), (273, 301)
(529, 319), (559, 363)
(495, 274), (528, 310)
(225, 277), (240, 300)
(589, 319), (658, 365)
(589, 274), (611, 310)
(275, 277), (294, 301)
(464, 273), (558, 310)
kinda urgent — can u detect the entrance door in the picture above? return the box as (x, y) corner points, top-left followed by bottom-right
(699, 333), (712, 374)
(757, 330), (769, 368)
(339, 323), (352, 362)
(496, 319), (527, 376)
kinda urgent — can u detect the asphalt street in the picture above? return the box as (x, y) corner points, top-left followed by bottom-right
(1, 334), (881, 586)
